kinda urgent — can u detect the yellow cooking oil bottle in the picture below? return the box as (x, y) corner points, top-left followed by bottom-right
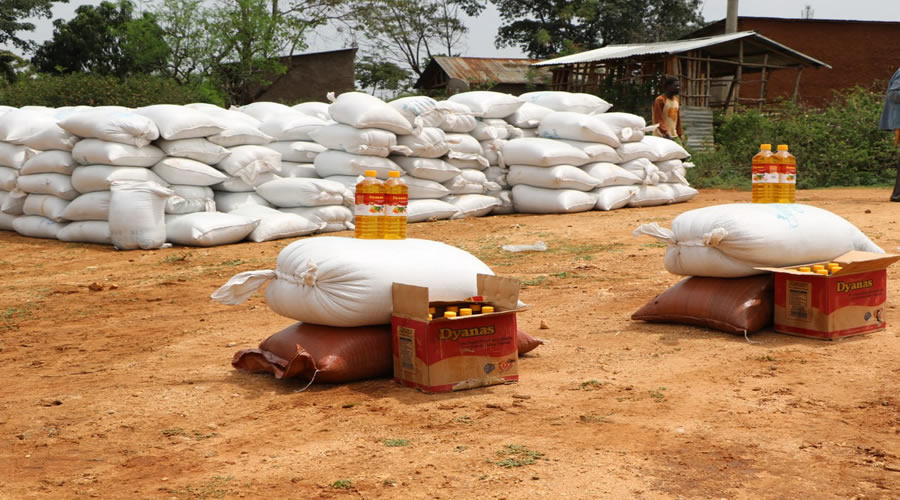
(775, 144), (797, 203)
(383, 171), (408, 239)
(752, 144), (777, 203)
(354, 170), (384, 239)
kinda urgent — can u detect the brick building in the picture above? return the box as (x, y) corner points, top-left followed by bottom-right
(250, 48), (357, 104)
(690, 17), (900, 105)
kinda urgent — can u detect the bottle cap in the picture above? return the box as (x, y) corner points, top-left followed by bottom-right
(460, 308), (472, 316)
(470, 304), (482, 313)
(481, 306), (494, 314)
(827, 262), (840, 269)
(446, 306), (459, 313)
(388, 171), (401, 178)
(777, 145), (789, 151)
(812, 264), (826, 272)
(428, 307), (436, 314)
(761, 144), (772, 150)
(816, 270), (830, 276)
(364, 170), (377, 177)
(830, 266), (842, 273)
(444, 311), (457, 318)
(797, 267), (812, 273)
(427, 314), (432, 321)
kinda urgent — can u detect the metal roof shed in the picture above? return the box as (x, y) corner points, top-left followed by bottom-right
(533, 31), (830, 109)
(415, 56), (551, 95)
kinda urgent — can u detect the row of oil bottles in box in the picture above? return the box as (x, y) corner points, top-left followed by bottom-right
(793, 262), (842, 276)
(355, 170), (408, 239)
(752, 144), (797, 203)
(429, 303), (496, 320)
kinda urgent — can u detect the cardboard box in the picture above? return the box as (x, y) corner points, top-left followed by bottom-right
(758, 251), (900, 340)
(391, 274), (522, 393)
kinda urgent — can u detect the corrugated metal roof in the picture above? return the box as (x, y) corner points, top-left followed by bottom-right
(533, 31), (830, 69)
(433, 56), (549, 84)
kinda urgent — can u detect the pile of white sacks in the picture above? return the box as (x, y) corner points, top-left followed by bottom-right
(0, 90), (696, 248)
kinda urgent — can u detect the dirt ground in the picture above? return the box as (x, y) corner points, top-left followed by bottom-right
(1, 188), (899, 499)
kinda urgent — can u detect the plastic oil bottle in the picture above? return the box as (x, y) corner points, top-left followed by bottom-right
(775, 144), (797, 203)
(354, 170), (384, 239)
(752, 144), (776, 203)
(383, 171), (408, 239)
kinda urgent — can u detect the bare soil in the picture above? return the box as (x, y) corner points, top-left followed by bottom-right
(1, 188), (899, 499)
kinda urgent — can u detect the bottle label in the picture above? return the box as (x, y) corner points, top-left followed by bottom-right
(384, 193), (408, 217)
(355, 192), (384, 216)
(764, 170), (779, 184)
(780, 166), (797, 184)
(751, 165), (767, 184)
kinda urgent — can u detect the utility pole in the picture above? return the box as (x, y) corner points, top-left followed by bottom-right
(725, 0), (739, 33)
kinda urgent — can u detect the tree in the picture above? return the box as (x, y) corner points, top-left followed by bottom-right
(31, 0), (169, 77)
(152, 0), (344, 105)
(351, 0), (478, 77)
(355, 55), (411, 96)
(486, 0), (704, 59)
(0, 0), (67, 52)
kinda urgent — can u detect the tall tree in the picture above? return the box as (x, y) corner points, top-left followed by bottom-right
(487, 0), (704, 59)
(0, 0), (67, 52)
(31, 0), (169, 77)
(355, 55), (411, 96)
(352, 0), (479, 77)
(153, 0), (344, 104)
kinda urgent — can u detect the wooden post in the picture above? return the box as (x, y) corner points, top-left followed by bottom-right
(758, 53), (769, 111)
(793, 67), (804, 101)
(734, 39), (744, 112)
(706, 56), (712, 107)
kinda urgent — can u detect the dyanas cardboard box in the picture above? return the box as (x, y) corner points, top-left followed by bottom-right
(758, 251), (900, 340)
(391, 274), (523, 393)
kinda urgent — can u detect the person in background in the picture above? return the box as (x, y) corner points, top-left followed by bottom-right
(879, 67), (900, 202)
(653, 76), (683, 143)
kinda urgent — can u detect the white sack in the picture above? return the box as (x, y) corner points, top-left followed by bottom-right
(136, 105), (225, 140)
(314, 150), (402, 179)
(57, 221), (112, 245)
(21, 151), (76, 176)
(581, 162), (642, 187)
(156, 138), (231, 164)
(392, 156), (460, 183)
(642, 135), (690, 161)
(508, 164), (599, 191)
(561, 140), (623, 163)
(447, 91), (523, 119)
(627, 185), (672, 207)
(291, 102), (331, 121)
(436, 101), (478, 133)
(215, 145), (281, 184)
(443, 194), (501, 219)
(593, 185), (638, 211)
(502, 138), (591, 167)
(395, 127), (449, 158)
(506, 102), (554, 128)
(403, 176), (451, 199)
(0, 143), (37, 169)
(211, 237), (494, 326)
(265, 141), (327, 162)
(61, 191), (111, 221)
(0, 167), (17, 190)
(281, 205), (353, 232)
(634, 204), (884, 278)
(259, 112), (329, 141)
(591, 113), (647, 143)
(389, 96), (444, 128)
(444, 169), (501, 195)
(327, 92), (414, 135)
(237, 102), (293, 122)
(152, 157), (229, 186)
(511, 184), (596, 214)
(620, 158), (667, 185)
(166, 212), (259, 246)
(255, 177), (350, 208)
(72, 139), (165, 167)
(207, 126), (274, 147)
(0, 110), (78, 151)
(537, 111), (620, 147)
(16, 173), (78, 200)
(59, 109), (159, 146)
(280, 162), (318, 178)
(309, 124), (408, 157)
(519, 91), (612, 114)
(72, 165), (168, 193)
(0, 212), (17, 231)
(214, 192), (273, 212)
(230, 205), (320, 242)
(109, 180), (172, 250)
(167, 185), (215, 214)
(491, 190), (515, 215)
(1, 188), (27, 215)
(407, 199), (460, 222)
(13, 215), (67, 239)
(23, 194), (69, 222)
(664, 183), (698, 203)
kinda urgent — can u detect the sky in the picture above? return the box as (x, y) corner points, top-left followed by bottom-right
(5, 0), (900, 59)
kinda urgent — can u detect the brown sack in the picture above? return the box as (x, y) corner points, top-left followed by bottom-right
(232, 322), (393, 384)
(631, 275), (774, 334)
(517, 329), (544, 355)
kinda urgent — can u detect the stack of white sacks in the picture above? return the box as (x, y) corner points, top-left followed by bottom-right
(0, 90), (699, 248)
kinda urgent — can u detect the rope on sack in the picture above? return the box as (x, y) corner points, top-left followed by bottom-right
(743, 330), (760, 345)
(294, 369), (320, 393)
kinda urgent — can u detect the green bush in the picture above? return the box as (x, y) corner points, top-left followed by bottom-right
(688, 87), (900, 189)
(0, 73), (224, 108)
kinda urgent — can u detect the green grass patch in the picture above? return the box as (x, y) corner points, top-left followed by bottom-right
(495, 444), (545, 467)
(382, 438), (410, 447)
(331, 479), (353, 489)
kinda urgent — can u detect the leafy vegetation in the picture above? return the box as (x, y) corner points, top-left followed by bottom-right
(0, 73), (219, 107)
(688, 87), (900, 189)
